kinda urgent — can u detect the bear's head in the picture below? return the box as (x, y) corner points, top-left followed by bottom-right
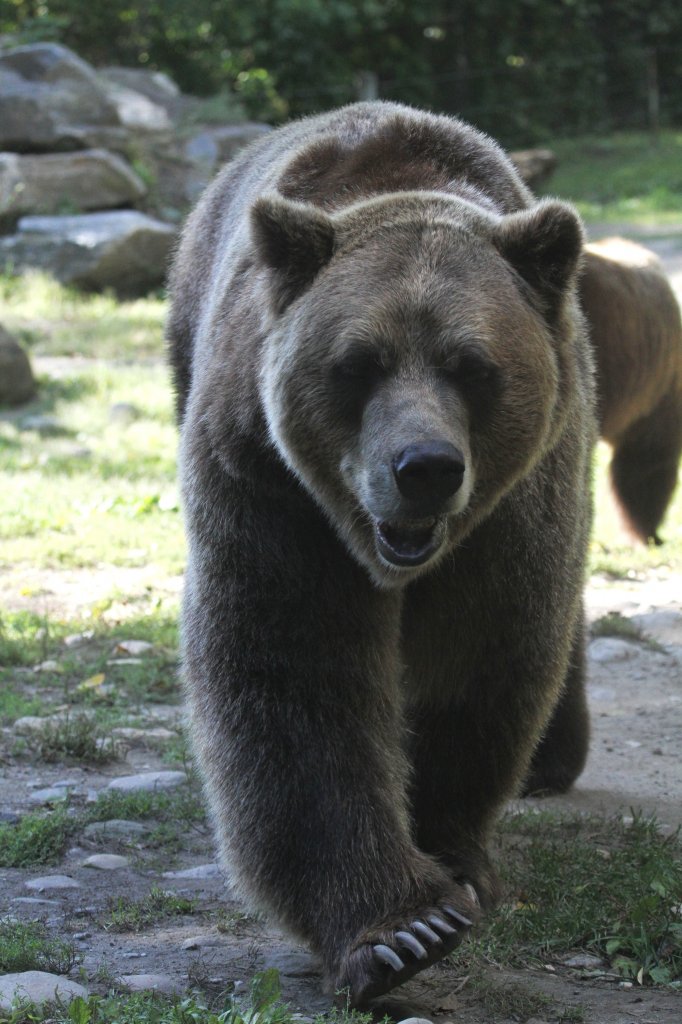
(252, 191), (584, 587)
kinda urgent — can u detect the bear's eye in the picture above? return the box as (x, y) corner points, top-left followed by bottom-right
(332, 351), (385, 382)
(441, 351), (498, 388)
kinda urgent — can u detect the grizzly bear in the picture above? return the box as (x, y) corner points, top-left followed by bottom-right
(167, 101), (595, 1007)
(579, 237), (682, 544)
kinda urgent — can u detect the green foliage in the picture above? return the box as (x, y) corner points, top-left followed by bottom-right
(0, 920), (80, 974)
(0, 805), (74, 867)
(1, 2), (681, 142)
(466, 812), (682, 986)
(104, 885), (195, 931)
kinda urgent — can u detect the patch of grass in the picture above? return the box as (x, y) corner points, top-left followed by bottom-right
(85, 778), (206, 830)
(25, 712), (121, 764)
(0, 805), (74, 867)
(461, 811), (682, 986)
(0, 686), (44, 725)
(0, 270), (166, 359)
(540, 131), (682, 224)
(103, 885), (195, 932)
(466, 974), (553, 1022)
(0, 920), (80, 975)
(590, 611), (666, 653)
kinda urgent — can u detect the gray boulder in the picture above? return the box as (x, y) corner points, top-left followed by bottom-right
(510, 148), (558, 190)
(0, 211), (176, 296)
(0, 43), (120, 152)
(0, 325), (36, 405)
(0, 149), (146, 219)
(99, 80), (173, 132)
(182, 123), (272, 202)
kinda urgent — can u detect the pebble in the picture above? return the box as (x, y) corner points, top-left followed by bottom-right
(109, 402), (141, 426)
(29, 787), (72, 804)
(82, 853), (130, 870)
(0, 972), (88, 1012)
(20, 414), (68, 435)
(560, 953), (606, 969)
(116, 974), (183, 995)
(396, 1019), (434, 1024)
(12, 897), (61, 907)
(15, 715), (64, 734)
(64, 631), (95, 648)
(182, 934), (226, 950)
(0, 810), (20, 824)
(32, 660), (62, 673)
(114, 639), (154, 656)
(25, 875), (81, 891)
(82, 819), (150, 841)
(261, 951), (321, 978)
(107, 771), (187, 793)
(110, 727), (176, 744)
(587, 637), (639, 663)
(162, 863), (222, 879)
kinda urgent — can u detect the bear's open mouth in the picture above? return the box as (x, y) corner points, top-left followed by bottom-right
(375, 516), (446, 567)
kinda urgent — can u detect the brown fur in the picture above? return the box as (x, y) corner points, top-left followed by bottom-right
(167, 101), (596, 1006)
(579, 238), (682, 543)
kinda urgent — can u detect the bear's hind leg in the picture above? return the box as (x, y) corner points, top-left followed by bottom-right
(609, 392), (682, 544)
(522, 618), (590, 796)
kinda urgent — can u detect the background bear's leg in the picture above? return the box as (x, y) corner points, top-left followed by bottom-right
(609, 391), (682, 544)
(406, 611), (587, 909)
(521, 617), (590, 796)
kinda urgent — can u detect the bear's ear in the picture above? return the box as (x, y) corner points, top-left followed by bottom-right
(251, 195), (335, 313)
(494, 200), (584, 317)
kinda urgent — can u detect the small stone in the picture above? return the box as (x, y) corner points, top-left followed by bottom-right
(12, 897), (61, 907)
(261, 951), (321, 978)
(82, 853), (129, 870)
(588, 637), (639, 663)
(0, 329), (36, 406)
(64, 631), (95, 648)
(0, 810), (20, 824)
(116, 974), (183, 995)
(162, 863), (222, 879)
(0, 972), (88, 1012)
(29, 787), (71, 804)
(82, 819), (150, 841)
(561, 953), (606, 969)
(110, 726), (176, 744)
(109, 402), (141, 426)
(32, 659), (62, 673)
(25, 875), (81, 891)
(396, 1018), (434, 1024)
(20, 414), (68, 436)
(182, 935), (225, 950)
(107, 771), (186, 793)
(114, 639), (153, 656)
(73, 932), (91, 940)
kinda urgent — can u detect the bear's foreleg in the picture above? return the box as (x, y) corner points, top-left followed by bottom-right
(181, 482), (478, 1006)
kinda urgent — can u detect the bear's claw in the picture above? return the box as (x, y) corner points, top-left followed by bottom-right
(373, 944), (405, 971)
(395, 931), (428, 959)
(342, 902), (472, 1006)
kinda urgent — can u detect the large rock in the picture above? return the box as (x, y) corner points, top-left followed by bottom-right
(0, 210), (176, 296)
(99, 80), (173, 132)
(0, 325), (36, 405)
(0, 44), (120, 152)
(99, 67), (181, 109)
(0, 149), (146, 219)
(0, 972), (88, 1013)
(510, 148), (558, 190)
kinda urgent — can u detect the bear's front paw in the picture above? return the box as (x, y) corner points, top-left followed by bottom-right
(334, 894), (478, 1008)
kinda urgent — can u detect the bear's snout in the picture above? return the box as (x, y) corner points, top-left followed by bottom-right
(392, 441), (465, 504)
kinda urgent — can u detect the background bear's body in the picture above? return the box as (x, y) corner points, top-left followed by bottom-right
(167, 101), (596, 1006)
(579, 238), (682, 544)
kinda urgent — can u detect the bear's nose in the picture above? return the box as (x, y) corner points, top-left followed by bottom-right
(392, 442), (465, 502)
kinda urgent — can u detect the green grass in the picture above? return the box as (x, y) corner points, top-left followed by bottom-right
(0, 972), (377, 1024)
(0, 920), (80, 975)
(462, 811), (682, 987)
(103, 885), (195, 932)
(0, 805), (74, 867)
(0, 271), (166, 360)
(0, 779), (206, 869)
(539, 130), (682, 225)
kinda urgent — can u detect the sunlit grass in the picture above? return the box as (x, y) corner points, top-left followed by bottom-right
(539, 130), (682, 225)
